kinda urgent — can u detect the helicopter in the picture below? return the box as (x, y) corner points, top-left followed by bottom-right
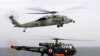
(9, 8), (75, 32)
(10, 38), (76, 56)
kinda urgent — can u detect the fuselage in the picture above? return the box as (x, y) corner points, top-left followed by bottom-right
(9, 14), (75, 32)
(20, 15), (75, 28)
(39, 42), (76, 56)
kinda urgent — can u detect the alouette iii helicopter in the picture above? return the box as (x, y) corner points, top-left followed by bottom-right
(10, 38), (76, 56)
(9, 8), (76, 32)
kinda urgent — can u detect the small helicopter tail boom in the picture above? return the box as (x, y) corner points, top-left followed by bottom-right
(9, 15), (21, 27)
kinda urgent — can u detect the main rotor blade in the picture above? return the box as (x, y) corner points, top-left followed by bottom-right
(67, 7), (84, 10)
(60, 7), (84, 12)
(28, 7), (50, 13)
(61, 39), (94, 41)
(27, 6), (84, 14)
(51, 38), (94, 41)
(29, 38), (94, 41)
(26, 11), (58, 14)
(26, 12), (49, 14)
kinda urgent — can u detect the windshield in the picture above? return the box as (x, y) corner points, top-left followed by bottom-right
(36, 17), (47, 21)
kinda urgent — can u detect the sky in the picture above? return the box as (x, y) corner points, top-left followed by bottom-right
(0, 0), (100, 47)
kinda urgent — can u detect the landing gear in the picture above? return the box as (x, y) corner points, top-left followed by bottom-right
(57, 25), (60, 28)
(41, 53), (44, 56)
(64, 54), (68, 56)
(48, 53), (54, 56)
(60, 24), (63, 27)
(64, 54), (72, 56)
(57, 24), (64, 28)
(23, 28), (27, 32)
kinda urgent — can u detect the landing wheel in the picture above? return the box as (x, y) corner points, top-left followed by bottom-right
(60, 24), (63, 27)
(23, 28), (27, 32)
(41, 53), (44, 56)
(57, 25), (60, 28)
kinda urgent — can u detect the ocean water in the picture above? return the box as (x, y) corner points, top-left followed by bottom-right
(0, 47), (100, 56)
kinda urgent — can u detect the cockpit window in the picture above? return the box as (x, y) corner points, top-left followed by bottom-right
(36, 17), (47, 21)
(62, 44), (73, 49)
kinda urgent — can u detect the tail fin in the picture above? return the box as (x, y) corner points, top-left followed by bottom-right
(9, 15), (21, 27)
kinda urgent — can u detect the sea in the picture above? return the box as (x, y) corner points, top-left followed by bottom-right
(0, 47), (100, 56)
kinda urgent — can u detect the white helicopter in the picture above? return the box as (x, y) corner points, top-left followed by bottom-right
(9, 8), (76, 32)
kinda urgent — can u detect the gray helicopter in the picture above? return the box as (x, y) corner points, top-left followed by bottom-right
(9, 8), (75, 32)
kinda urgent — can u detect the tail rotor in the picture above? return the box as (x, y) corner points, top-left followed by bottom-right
(5, 10), (19, 23)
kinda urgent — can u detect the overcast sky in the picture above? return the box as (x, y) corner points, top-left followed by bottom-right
(0, 0), (100, 47)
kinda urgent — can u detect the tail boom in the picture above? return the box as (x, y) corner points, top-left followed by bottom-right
(9, 15), (21, 27)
